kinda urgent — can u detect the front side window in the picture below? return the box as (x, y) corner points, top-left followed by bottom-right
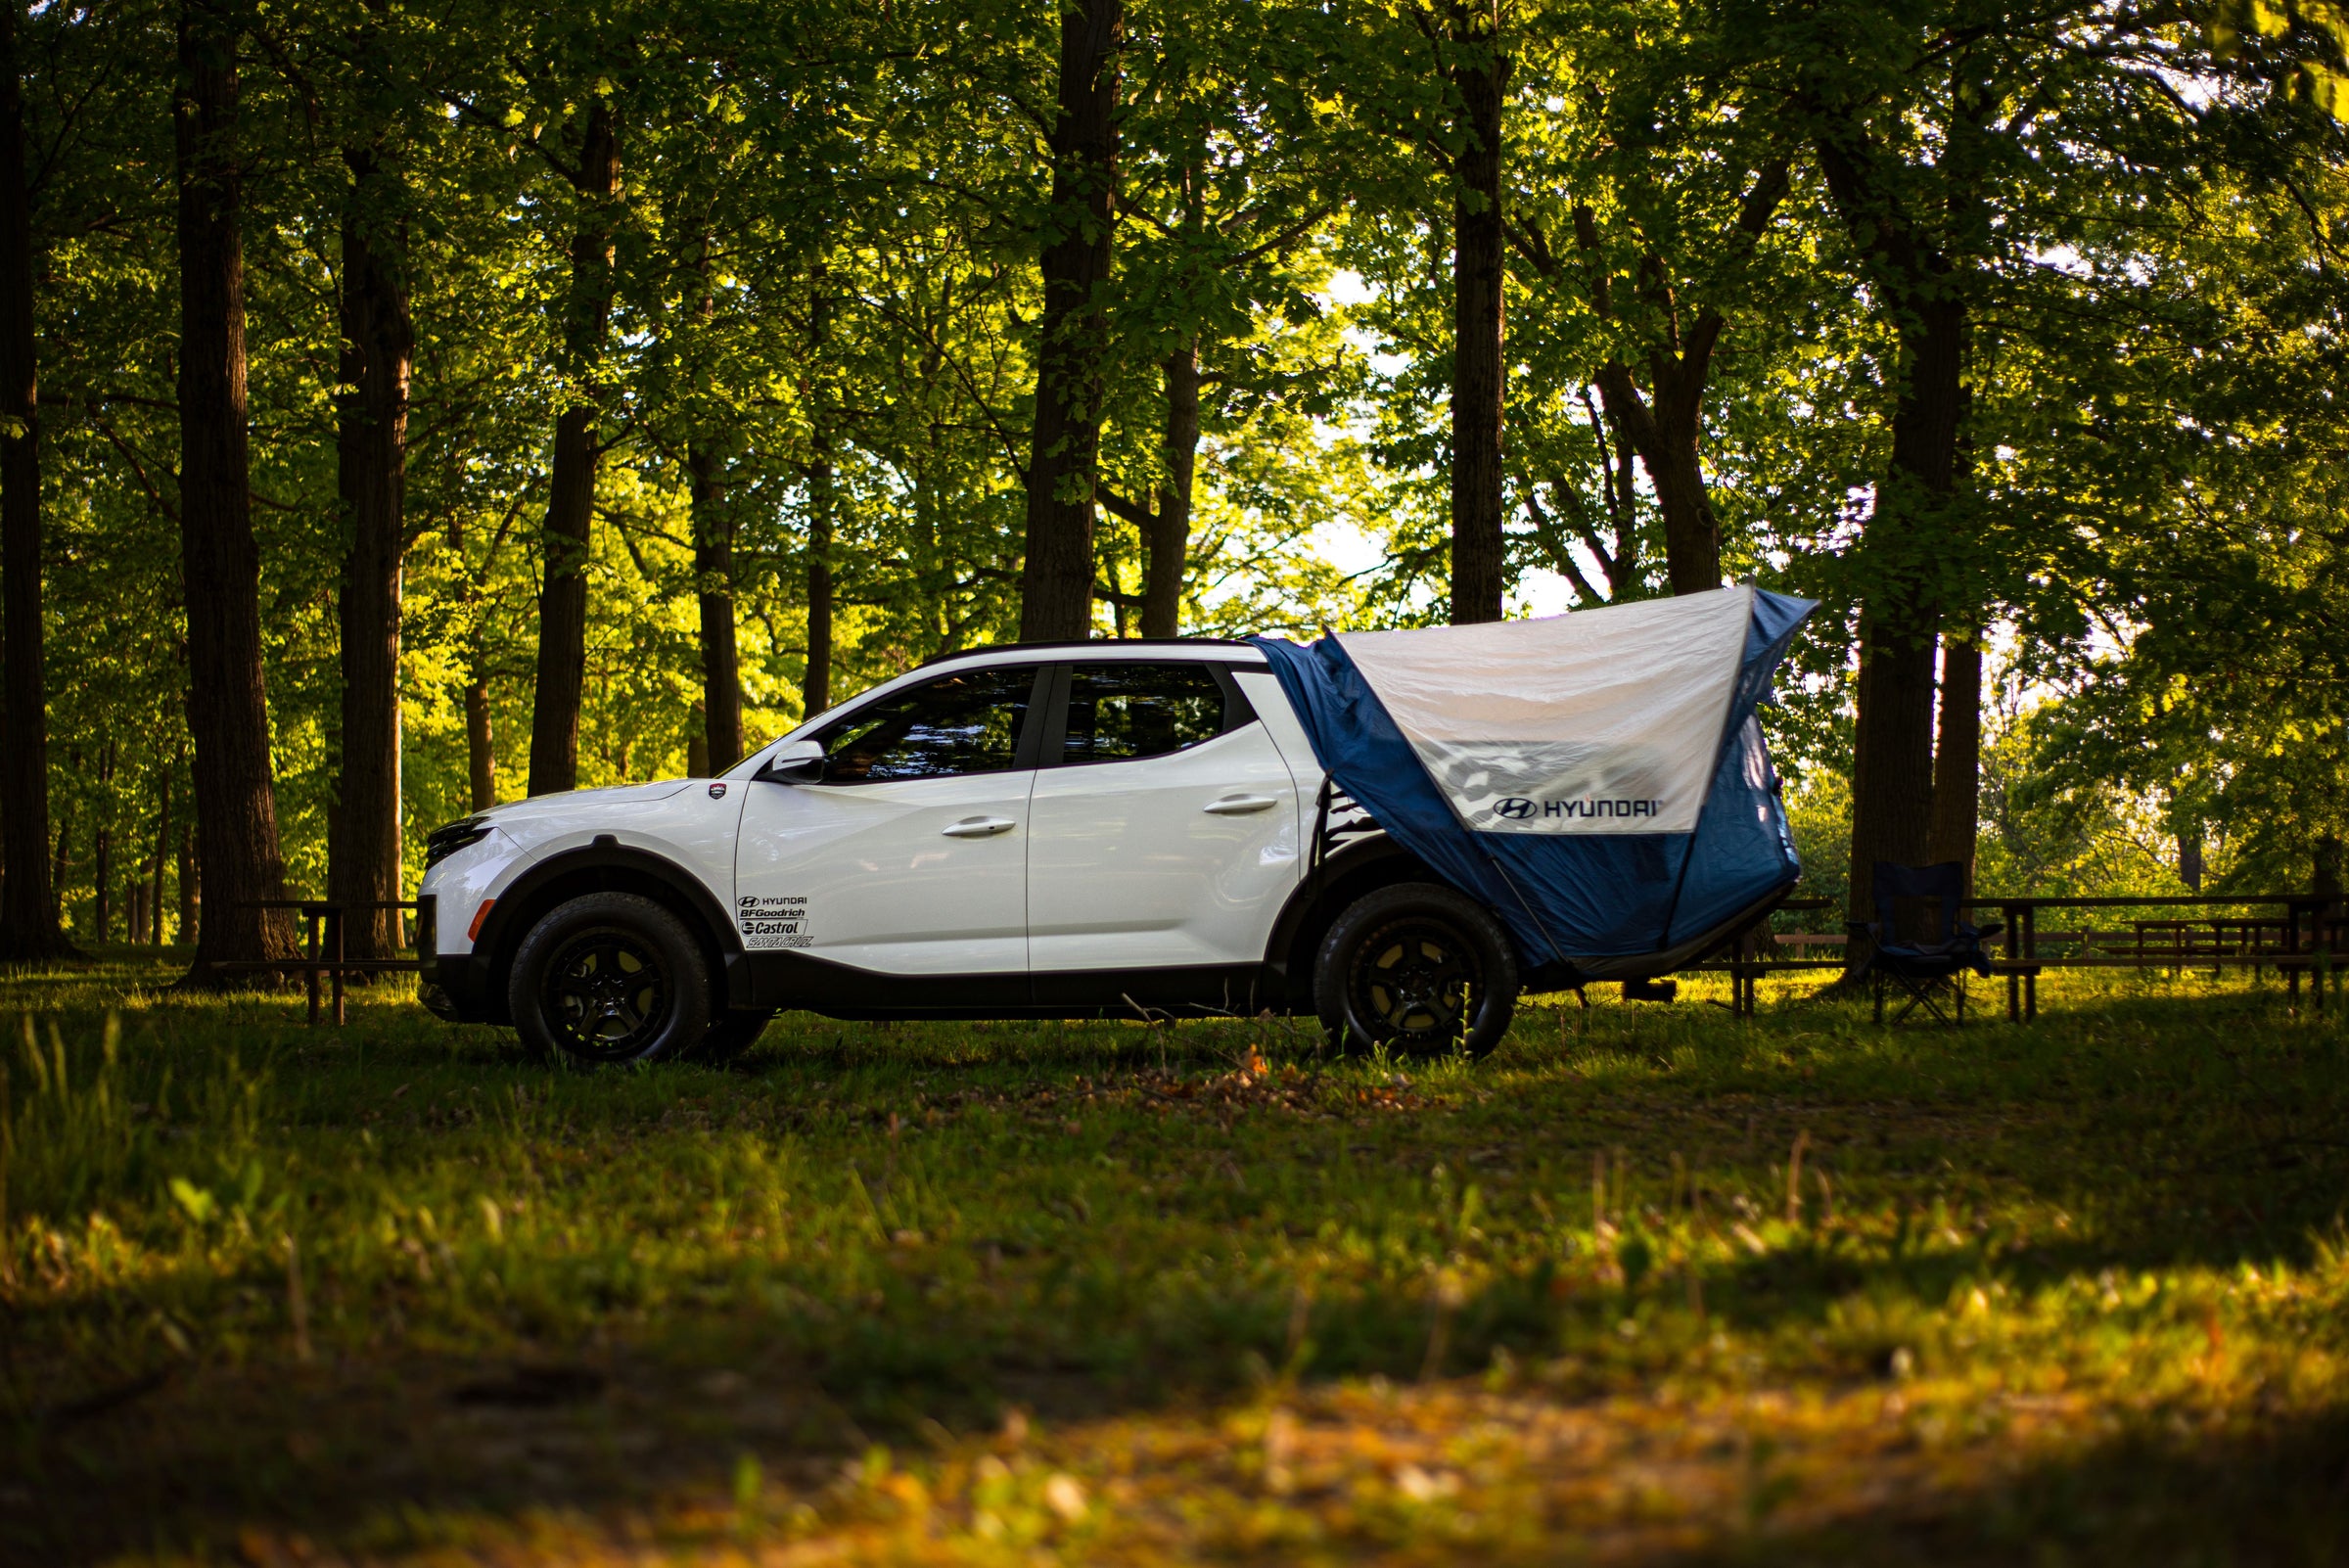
(1060, 663), (1248, 765)
(812, 667), (1038, 782)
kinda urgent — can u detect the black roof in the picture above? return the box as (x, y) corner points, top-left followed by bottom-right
(917, 636), (1259, 668)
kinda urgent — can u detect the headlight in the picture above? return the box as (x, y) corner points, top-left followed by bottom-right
(424, 816), (492, 868)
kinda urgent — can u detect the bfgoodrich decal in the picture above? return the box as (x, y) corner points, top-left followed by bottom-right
(738, 894), (811, 949)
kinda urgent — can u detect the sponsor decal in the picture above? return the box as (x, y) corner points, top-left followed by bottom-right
(708, 782), (728, 799)
(738, 893), (812, 949)
(1494, 796), (1663, 823)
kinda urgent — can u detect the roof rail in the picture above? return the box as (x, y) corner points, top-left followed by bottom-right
(916, 635), (1258, 668)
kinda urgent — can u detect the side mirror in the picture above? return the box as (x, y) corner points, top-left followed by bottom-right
(756, 738), (827, 785)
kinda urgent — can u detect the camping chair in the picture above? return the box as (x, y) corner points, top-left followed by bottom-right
(1856, 861), (2003, 1025)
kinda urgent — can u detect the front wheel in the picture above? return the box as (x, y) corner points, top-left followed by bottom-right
(507, 893), (713, 1065)
(1314, 882), (1518, 1058)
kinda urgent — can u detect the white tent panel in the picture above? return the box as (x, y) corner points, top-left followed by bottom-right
(1336, 585), (1754, 834)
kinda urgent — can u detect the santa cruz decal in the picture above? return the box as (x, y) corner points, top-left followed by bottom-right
(1494, 797), (1664, 822)
(738, 894), (812, 949)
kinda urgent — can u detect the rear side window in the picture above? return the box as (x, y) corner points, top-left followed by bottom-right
(812, 667), (1038, 782)
(1059, 663), (1252, 765)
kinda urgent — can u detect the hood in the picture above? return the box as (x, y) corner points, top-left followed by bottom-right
(479, 779), (699, 828)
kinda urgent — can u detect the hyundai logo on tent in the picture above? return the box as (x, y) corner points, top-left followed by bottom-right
(1250, 586), (1814, 981)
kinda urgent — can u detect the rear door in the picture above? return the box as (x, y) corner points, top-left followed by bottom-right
(1025, 660), (1305, 983)
(733, 664), (1044, 981)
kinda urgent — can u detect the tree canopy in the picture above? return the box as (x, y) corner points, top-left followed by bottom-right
(1, 0), (2346, 965)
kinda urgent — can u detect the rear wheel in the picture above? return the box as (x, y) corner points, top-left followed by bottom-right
(1314, 882), (1518, 1057)
(507, 893), (713, 1066)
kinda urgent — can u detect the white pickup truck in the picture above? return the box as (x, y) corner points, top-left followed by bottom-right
(419, 593), (1809, 1066)
(420, 639), (1514, 1062)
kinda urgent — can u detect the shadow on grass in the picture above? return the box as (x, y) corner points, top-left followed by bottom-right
(7, 964), (2349, 1562)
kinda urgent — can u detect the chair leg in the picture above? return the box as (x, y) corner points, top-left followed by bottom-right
(1874, 973), (1885, 1025)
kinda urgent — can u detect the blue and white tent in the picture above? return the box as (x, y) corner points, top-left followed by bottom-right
(1251, 585), (1815, 982)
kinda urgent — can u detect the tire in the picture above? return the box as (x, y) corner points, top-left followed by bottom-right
(507, 893), (713, 1066)
(695, 1009), (775, 1063)
(1314, 882), (1519, 1058)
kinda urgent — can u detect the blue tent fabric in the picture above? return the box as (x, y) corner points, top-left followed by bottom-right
(1249, 589), (1815, 979)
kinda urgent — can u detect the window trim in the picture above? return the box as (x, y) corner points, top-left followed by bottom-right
(770, 664), (1053, 785)
(1037, 660), (1262, 771)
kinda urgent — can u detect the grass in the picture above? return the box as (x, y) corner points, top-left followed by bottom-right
(4, 951), (2348, 1564)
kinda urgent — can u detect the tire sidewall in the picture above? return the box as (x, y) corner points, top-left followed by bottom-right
(1315, 882), (1519, 1058)
(507, 892), (713, 1065)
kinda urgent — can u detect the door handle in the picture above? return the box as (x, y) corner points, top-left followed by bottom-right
(941, 815), (1017, 838)
(1203, 794), (1279, 815)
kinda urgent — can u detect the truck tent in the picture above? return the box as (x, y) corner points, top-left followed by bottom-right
(1251, 585), (1815, 982)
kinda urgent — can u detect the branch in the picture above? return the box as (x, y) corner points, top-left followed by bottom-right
(1096, 482), (1155, 530)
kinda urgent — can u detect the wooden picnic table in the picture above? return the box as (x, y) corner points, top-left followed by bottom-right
(216, 900), (424, 1026)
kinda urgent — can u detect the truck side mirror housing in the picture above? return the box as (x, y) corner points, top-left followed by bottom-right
(755, 739), (827, 785)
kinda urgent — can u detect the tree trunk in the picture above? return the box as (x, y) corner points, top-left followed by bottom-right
(688, 440), (741, 768)
(175, 0), (297, 979)
(51, 811), (69, 930)
(1927, 628), (1981, 885)
(330, 141), (410, 958)
(1811, 116), (1967, 963)
(0, 0), (68, 960)
(463, 678), (494, 809)
(151, 767), (171, 944)
(804, 448), (834, 716)
(1447, 0), (1506, 625)
(1139, 342), (1198, 639)
(1019, 0), (1121, 642)
(94, 741), (113, 943)
(176, 814), (195, 945)
(1641, 403), (1722, 596)
(526, 101), (620, 796)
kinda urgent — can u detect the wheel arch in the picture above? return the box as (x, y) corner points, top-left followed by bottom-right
(1261, 835), (1463, 1011)
(471, 843), (744, 1024)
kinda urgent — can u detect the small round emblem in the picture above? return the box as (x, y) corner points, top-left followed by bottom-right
(708, 782), (728, 799)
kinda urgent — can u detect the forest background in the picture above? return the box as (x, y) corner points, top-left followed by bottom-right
(2, 0), (2348, 972)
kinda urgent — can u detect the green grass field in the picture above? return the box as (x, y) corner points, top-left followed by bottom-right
(5, 954), (2348, 1565)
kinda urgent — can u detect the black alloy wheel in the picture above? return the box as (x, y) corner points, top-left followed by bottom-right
(545, 929), (671, 1061)
(1352, 916), (1477, 1043)
(507, 893), (713, 1065)
(1314, 882), (1519, 1058)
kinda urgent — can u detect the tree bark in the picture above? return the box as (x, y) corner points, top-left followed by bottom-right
(464, 678), (494, 809)
(1446, 0), (1506, 625)
(176, 814), (195, 945)
(1927, 627), (1981, 885)
(329, 140), (411, 958)
(1556, 163), (1786, 598)
(151, 767), (171, 944)
(0, 0), (69, 960)
(1811, 115), (1967, 956)
(804, 447), (834, 716)
(93, 742), (113, 942)
(175, 0), (298, 980)
(688, 438), (741, 768)
(526, 100), (620, 796)
(1140, 342), (1198, 639)
(1019, 0), (1121, 642)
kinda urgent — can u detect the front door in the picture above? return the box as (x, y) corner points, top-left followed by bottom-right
(1026, 661), (1305, 992)
(733, 665), (1044, 987)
